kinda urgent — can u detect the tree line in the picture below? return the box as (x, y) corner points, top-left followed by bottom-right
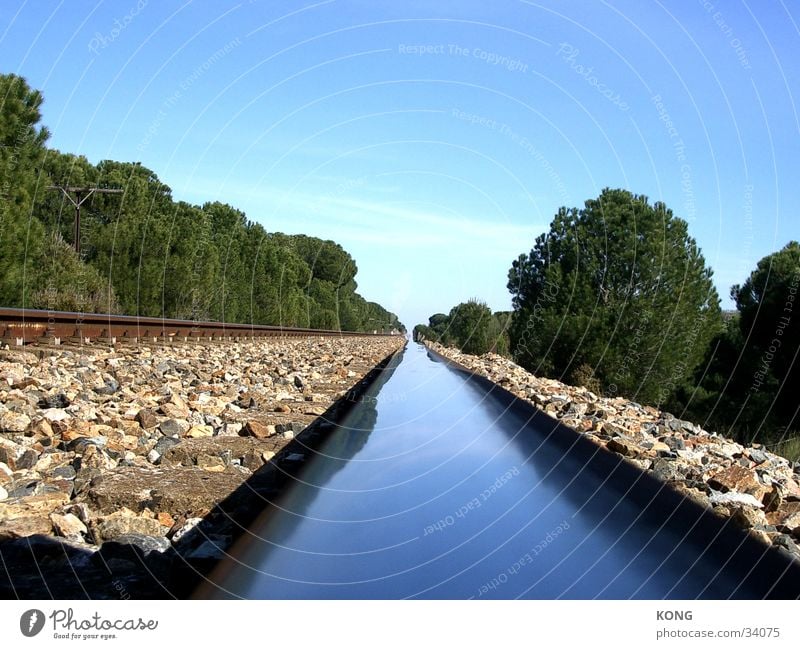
(0, 74), (403, 333)
(415, 188), (799, 459)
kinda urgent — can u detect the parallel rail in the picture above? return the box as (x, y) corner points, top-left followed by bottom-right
(0, 308), (399, 346)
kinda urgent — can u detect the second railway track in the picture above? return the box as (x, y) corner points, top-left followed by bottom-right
(0, 308), (399, 347)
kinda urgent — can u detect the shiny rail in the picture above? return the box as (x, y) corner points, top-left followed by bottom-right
(0, 307), (400, 345)
(200, 343), (800, 599)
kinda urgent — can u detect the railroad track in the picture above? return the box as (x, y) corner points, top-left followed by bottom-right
(0, 308), (399, 346)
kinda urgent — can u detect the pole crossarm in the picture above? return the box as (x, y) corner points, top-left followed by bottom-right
(46, 185), (124, 254)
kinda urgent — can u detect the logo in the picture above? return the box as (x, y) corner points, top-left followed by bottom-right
(20, 609), (45, 637)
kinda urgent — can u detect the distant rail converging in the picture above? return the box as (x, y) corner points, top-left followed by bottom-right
(0, 308), (400, 346)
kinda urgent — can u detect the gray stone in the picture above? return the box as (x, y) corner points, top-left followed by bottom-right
(37, 393), (70, 409)
(650, 458), (686, 483)
(662, 436), (685, 451)
(14, 449), (39, 471)
(93, 379), (119, 395)
(772, 534), (800, 555)
(153, 437), (179, 456)
(66, 436), (107, 453)
(158, 418), (190, 438)
(6, 481), (39, 498)
(51, 466), (77, 481)
(111, 533), (170, 554)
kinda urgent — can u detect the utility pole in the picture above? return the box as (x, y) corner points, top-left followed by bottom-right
(47, 185), (123, 254)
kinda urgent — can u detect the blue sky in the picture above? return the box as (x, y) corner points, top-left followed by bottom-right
(2, 0), (798, 328)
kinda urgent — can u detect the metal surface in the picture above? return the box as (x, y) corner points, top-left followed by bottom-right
(201, 343), (800, 599)
(0, 307), (399, 345)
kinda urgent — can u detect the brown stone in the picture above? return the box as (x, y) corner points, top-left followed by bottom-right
(89, 508), (169, 542)
(241, 421), (275, 439)
(135, 408), (159, 429)
(0, 411), (31, 432)
(606, 438), (642, 457)
(160, 436), (286, 468)
(730, 506), (768, 530)
(83, 465), (247, 517)
(707, 465), (766, 499)
(197, 454), (226, 472)
(767, 502), (800, 533)
(184, 425), (213, 438)
(160, 395), (189, 419)
(0, 492), (70, 518)
(783, 478), (800, 502)
(156, 511), (175, 528)
(0, 492), (71, 540)
(50, 512), (87, 539)
(0, 515), (52, 540)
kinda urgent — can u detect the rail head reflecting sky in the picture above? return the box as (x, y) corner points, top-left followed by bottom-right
(203, 344), (796, 600)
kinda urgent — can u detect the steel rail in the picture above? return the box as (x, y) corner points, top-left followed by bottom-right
(0, 307), (400, 346)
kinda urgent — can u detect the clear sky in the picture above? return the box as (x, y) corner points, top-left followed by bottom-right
(2, 0), (798, 328)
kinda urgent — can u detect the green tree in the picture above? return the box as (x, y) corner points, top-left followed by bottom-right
(448, 299), (493, 355)
(673, 242), (800, 448)
(28, 233), (120, 313)
(732, 241), (800, 406)
(0, 73), (49, 305)
(0, 75), (404, 334)
(508, 188), (722, 404)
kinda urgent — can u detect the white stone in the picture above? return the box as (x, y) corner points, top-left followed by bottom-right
(50, 512), (87, 538)
(709, 491), (764, 508)
(171, 517), (203, 543)
(41, 408), (70, 422)
(0, 411), (31, 432)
